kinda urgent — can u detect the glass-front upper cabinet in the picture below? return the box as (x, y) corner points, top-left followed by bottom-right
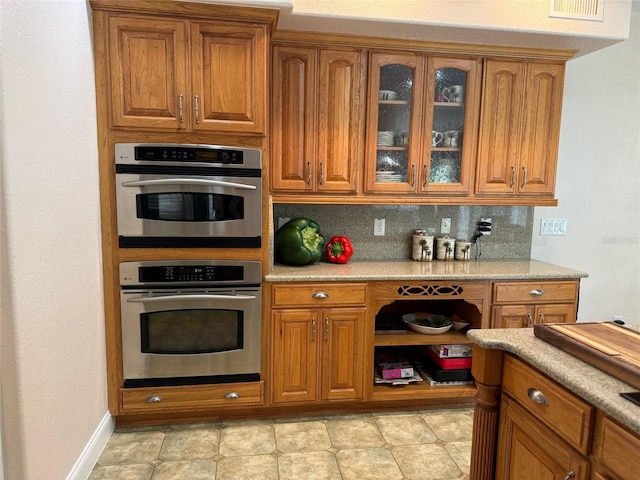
(364, 53), (425, 193)
(422, 57), (480, 194)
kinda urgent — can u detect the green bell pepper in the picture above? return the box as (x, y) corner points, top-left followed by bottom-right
(275, 218), (326, 266)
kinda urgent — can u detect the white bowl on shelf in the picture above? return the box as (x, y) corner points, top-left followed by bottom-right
(402, 313), (453, 335)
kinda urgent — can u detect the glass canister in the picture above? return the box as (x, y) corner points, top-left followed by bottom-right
(435, 236), (455, 261)
(412, 230), (434, 262)
(455, 241), (472, 261)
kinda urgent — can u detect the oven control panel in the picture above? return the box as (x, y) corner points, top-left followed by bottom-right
(120, 260), (261, 286)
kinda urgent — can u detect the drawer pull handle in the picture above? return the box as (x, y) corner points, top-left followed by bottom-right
(146, 395), (163, 403)
(527, 388), (549, 406)
(529, 289), (545, 296)
(312, 291), (329, 299)
(224, 392), (240, 400)
(563, 471), (575, 480)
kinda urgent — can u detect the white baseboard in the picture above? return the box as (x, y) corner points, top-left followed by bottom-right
(65, 412), (115, 480)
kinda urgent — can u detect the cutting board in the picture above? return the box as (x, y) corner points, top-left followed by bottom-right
(533, 322), (640, 389)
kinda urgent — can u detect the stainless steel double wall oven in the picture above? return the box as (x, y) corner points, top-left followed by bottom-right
(115, 144), (264, 388)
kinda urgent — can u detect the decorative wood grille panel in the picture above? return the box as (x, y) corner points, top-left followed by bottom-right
(396, 285), (464, 297)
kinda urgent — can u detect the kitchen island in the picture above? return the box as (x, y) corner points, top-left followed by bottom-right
(467, 327), (640, 480)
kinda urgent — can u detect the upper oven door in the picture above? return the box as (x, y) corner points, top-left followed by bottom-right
(116, 172), (261, 248)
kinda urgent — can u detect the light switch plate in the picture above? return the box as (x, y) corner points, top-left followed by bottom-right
(540, 219), (568, 236)
(441, 218), (451, 234)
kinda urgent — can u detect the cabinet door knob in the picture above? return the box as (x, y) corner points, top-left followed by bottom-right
(527, 388), (549, 406)
(224, 392), (240, 400)
(312, 291), (329, 299)
(146, 395), (163, 403)
(529, 289), (544, 296)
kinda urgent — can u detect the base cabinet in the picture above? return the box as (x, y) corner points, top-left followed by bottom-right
(491, 280), (579, 328)
(497, 395), (590, 480)
(270, 284), (367, 404)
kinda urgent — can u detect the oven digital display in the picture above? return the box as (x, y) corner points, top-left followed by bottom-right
(134, 146), (243, 164)
(139, 265), (244, 283)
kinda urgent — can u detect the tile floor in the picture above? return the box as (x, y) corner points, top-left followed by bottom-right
(90, 408), (473, 480)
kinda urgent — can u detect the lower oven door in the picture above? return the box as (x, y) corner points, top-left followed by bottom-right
(115, 173), (262, 248)
(120, 287), (261, 386)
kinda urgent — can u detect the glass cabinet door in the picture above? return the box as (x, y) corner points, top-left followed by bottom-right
(422, 58), (479, 194)
(365, 53), (425, 193)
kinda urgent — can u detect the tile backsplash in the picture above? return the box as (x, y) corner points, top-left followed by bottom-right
(273, 204), (534, 261)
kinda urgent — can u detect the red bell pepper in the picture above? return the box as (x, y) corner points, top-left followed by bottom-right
(325, 236), (354, 264)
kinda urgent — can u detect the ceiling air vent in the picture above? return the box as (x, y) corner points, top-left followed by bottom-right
(549, 0), (605, 21)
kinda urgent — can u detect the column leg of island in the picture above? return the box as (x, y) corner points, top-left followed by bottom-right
(469, 345), (504, 480)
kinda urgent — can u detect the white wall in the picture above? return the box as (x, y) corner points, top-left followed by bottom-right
(532, 4), (640, 325)
(0, 1), (108, 479)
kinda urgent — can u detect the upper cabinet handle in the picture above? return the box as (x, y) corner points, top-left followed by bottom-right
(563, 472), (575, 480)
(423, 165), (428, 188)
(312, 291), (329, 299)
(178, 94), (184, 123)
(529, 289), (544, 296)
(509, 166), (516, 188)
(411, 164), (416, 187)
(521, 166), (527, 189)
(306, 162), (312, 185)
(319, 162), (324, 185)
(527, 387), (549, 406)
(194, 95), (200, 124)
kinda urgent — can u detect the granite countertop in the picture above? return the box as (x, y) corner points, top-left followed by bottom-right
(266, 259), (588, 282)
(467, 327), (640, 435)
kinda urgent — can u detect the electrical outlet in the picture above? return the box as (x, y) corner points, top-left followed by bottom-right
(441, 218), (451, 234)
(479, 217), (492, 236)
(374, 218), (386, 236)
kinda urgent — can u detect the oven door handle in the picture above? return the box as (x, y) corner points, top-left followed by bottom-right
(126, 294), (257, 303)
(121, 179), (257, 190)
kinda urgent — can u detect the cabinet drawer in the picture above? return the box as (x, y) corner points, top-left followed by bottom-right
(271, 283), (367, 308)
(502, 354), (594, 454)
(493, 280), (578, 304)
(121, 381), (263, 413)
(593, 413), (640, 480)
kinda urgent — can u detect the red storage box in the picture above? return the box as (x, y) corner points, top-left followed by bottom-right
(426, 347), (473, 369)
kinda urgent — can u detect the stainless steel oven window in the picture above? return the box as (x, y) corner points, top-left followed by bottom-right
(141, 308), (244, 354)
(137, 191), (244, 222)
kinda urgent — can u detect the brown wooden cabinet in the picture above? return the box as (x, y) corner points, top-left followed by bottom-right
(476, 59), (564, 197)
(497, 396), (590, 480)
(107, 14), (269, 134)
(496, 355), (593, 480)
(270, 283), (367, 404)
(270, 45), (364, 193)
(491, 280), (579, 328)
(364, 53), (480, 195)
(592, 413), (640, 480)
